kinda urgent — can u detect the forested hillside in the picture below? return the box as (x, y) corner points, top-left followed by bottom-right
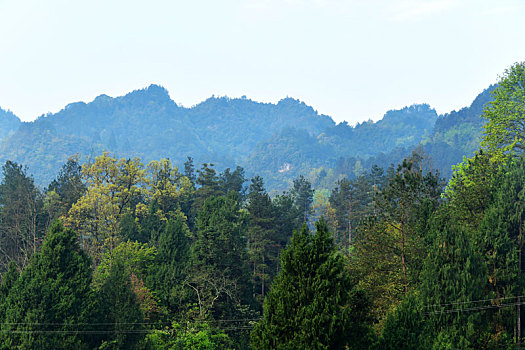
(0, 82), (486, 191)
(0, 108), (20, 142)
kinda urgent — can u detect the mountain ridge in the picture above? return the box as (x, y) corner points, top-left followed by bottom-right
(0, 84), (489, 190)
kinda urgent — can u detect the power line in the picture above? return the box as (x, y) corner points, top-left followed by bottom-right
(0, 318), (261, 326)
(424, 295), (525, 309)
(425, 300), (525, 316)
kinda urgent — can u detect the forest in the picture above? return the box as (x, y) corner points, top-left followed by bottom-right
(0, 62), (524, 349)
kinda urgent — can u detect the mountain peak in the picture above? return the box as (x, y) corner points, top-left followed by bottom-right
(134, 84), (170, 98)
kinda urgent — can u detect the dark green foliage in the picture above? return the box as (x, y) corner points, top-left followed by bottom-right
(192, 163), (222, 217)
(120, 212), (144, 242)
(97, 258), (145, 349)
(251, 220), (373, 349)
(419, 208), (488, 348)
(329, 174), (376, 250)
(220, 166), (247, 202)
(246, 176), (279, 304)
(47, 156), (86, 216)
(272, 191), (302, 243)
(148, 216), (191, 314)
(379, 156), (444, 291)
(189, 193), (251, 319)
(1, 221), (94, 349)
(291, 175), (314, 223)
(184, 156), (197, 186)
(193, 194), (247, 275)
(0, 261), (19, 322)
(379, 294), (424, 350)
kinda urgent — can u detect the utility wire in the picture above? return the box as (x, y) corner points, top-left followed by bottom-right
(425, 300), (525, 316)
(0, 318), (261, 326)
(424, 295), (525, 309)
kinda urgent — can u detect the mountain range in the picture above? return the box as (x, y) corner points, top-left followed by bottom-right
(0, 84), (495, 191)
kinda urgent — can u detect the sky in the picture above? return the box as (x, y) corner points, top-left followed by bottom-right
(0, 0), (524, 124)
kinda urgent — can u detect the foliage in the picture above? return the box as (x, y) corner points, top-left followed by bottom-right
(96, 257), (146, 349)
(246, 176), (278, 304)
(1, 221), (95, 349)
(482, 62), (525, 162)
(66, 152), (147, 263)
(187, 193), (251, 320)
(147, 215), (191, 315)
(251, 220), (373, 349)
(47, 155), (87, 218)
(145, 321), (232, 350)
(379, 294), (424, 350)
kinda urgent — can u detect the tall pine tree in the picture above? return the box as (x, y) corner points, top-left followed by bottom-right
(251, 219), (373, 349)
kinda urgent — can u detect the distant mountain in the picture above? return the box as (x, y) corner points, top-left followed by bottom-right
(424, 85), (495, 177)
(247, 103), (439, 189)
(0, 108), (21, 142)
(329, 86), (495, 182)
(0, 84), (492, 190)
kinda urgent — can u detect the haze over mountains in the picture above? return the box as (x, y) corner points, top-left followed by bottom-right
(0, 84), (495, 190)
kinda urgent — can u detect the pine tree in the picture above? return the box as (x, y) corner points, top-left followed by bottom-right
(291, 175), (314, 223)
(148, 215), (191, 314)
(97, 258), (146, 349)
(419, 207), (489, 348)
(188, 193), (251, 320)
(1, 221), (94, 349)
(379, 294), (424, 350)
(47, 155), (86, 217)
(251, 219), (373, 349)
(246, 176), (277, 304)
(220, 166), (247, 202)
(0, 262), (19, 323)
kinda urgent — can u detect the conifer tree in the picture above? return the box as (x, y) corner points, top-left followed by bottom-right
(291, 175), (314, 223)
(246, 176), (277, 303)
(191, 163), (222, 221)
(419, 207), (489, 349)
(47, 156), (86, 217)
(1, 221), (94, 349)
(148, 215), (191, 314)
(251, 219), (373, 349)
(0, 262), (19, 324)
(188, 193), (251, 320)
(97, 258), (145, 349)
(220, 166), (247, 202)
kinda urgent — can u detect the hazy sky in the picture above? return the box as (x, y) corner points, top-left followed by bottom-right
(0, 0), (524, 124)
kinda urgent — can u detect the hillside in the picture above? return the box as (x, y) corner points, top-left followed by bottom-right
(0, 108), (21, 142)
(0, 85), (491, 189)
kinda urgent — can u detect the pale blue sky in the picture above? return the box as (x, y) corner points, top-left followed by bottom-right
(0, 0), (524, 123)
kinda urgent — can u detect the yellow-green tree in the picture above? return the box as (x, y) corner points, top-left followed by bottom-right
(66, 152), (147, 263)
(146, 158), (194, 221)
(482, 62), (525, 162)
